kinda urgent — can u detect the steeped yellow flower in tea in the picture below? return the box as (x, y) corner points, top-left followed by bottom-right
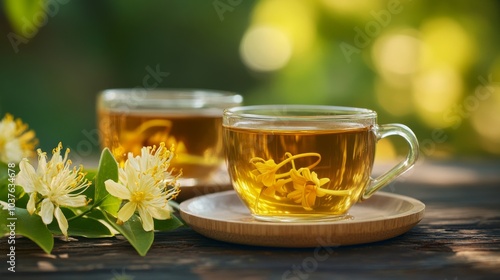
(250, 152), (351, 211)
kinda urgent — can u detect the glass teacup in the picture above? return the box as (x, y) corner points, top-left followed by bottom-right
(97, 88), (243, 190)
(223, 105), (419, 222)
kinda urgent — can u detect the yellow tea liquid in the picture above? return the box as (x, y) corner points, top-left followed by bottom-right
(99, 110), (223, 184)
(223, 123), (376, 220)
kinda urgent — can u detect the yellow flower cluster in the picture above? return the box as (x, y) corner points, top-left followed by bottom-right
(16, 143), (91, 237)
(0, 113), (38, 163)
(250, 152), (351, 210)
(105, 142), (181, 231)
(3, 113), (183, 255)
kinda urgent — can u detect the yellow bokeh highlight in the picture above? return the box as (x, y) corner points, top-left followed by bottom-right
(240, 26), (292, 72)
(374, 138), (397, 162)
(412, 67), (463, 128)
(375, 79), (414, 117)
(420, 17), (476, 71)
(372, 29), (423, 87)
(250, 0), (316, 56)
(471, 86), (500, 154)
(320, 0), (383, 19)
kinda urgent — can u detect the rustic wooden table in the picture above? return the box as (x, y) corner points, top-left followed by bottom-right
(2, 159), (500, 280)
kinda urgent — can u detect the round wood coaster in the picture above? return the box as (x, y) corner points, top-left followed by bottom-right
(179, 190), (425, 247)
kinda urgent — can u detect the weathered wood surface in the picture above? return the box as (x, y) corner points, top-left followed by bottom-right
(2, 160), (500, 280)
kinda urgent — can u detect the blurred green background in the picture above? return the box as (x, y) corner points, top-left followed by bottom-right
(1, 0), (499, 162)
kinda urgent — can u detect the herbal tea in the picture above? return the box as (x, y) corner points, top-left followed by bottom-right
(99, 110), (223, 183)
(223, 124), (376, 220)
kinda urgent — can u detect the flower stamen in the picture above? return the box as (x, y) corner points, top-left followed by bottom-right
(16, 142), (90, 237)
(0, 113), (38, 163)
(250, 152), (351, 210)
(105, 141), (181, 232)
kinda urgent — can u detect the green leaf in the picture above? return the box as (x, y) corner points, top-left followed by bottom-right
(47, 216), (114, 238)
(94, 148), (121, 215)
(90, 210), (154, 256)
(0, 184), (27, 207)
(0, 207), (53, 254)
(82, 168), (97, 200)
(0, 161), (8, 186)
(0, 161), (29, 208)
(0, 162), (29, 209)
(154, 214), (184, 231)
(3, 0), (45, 36)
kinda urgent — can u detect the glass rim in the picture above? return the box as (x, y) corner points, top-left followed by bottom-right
(98, 88), (243, 109)
(223, 105), (377, 120)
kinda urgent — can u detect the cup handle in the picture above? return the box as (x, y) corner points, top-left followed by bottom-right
(362, 124), (419, 200)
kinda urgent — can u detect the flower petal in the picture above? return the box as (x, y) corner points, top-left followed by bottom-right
(105, 180), (130, 200)
(16, 159), (37, 193)
(304, 192), (316, 210)
(137, 206), (154, 231)
(27, 192), (37, 214)
(54, 206), (69, 237)
(36, 150), (47, 176)
(261, 173), (276, 187)
(4, 139), (23, 163)
(287, 190), (302, 203)
(148, 204), (171, 220)
(318, 177), (330, 187)
(117, 201), (136, 223)
(290, 169), (307, 188)
(57, 195), (87, 208)
(39, 198), (54, 225)
(263, 186), (276, 197)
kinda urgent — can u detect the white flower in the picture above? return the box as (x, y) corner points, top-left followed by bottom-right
(105, 143), (180, 231)
(105, 166), (175, 231)
(0, 113), (38, 163)
(125, 142), (177, 181)
(16, 143), (90, 237)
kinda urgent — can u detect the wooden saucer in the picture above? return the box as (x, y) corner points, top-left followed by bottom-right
(179, 190), (425, 247)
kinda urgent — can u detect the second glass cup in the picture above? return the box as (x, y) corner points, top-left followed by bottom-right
(97, 88), (243, 194)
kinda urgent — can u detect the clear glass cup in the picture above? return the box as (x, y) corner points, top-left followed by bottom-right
(222, 105), (419, 222)
(97, 88), (243, 192)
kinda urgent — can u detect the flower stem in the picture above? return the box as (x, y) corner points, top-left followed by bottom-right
(66, 194), (113, 221)
(133, 119), (172, 135)
(274, 152), (322, 177)
(317, 188), (351, 196)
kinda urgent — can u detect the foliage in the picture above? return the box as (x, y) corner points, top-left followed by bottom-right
(0, 149), (184, 256)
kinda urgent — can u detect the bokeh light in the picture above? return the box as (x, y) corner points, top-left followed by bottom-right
(1, 1), (499, 158)
(412, 67), (463, 128)
(375, 79), (414, 117)
(239, 0), (317, 72)
(250, 0), (316, 56)
(471, 86), (500, 155)
(320, 0), (383, 19)
(240, 26), (292, 72)
(372, 29), (422, 86)
(419, 17), (476, 71)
